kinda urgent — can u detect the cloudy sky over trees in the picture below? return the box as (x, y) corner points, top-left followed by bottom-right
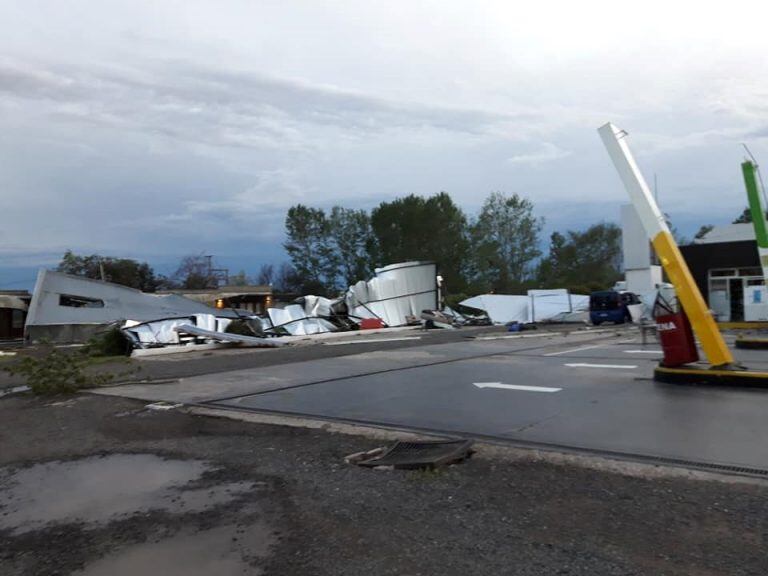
(2, 1), (768, 286)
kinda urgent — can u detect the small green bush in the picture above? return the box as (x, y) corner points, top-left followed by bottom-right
(3, 345), (114, 395)
(85, 326), (130, 357)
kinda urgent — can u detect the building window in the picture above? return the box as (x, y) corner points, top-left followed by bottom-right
(747, 278), (765, 286)
(738, 267), (763, 277)
(709, 269), (736, 277)
(59, 294), (104, 308)
(709, 279), (728, 290)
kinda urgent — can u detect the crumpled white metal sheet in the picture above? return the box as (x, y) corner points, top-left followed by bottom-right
(173, 324), (286, 347)
(345, 261), (438, 327)
(268, 305), (337, 335)
(460, 290), (589, 324)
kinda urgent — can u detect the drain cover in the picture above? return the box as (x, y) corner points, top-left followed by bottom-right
(347, 439), (474, 470)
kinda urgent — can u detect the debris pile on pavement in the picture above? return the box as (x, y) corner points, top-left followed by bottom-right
(460, 288), (589, 325)
(23, 261), (474, 356)
(21, 261), (597, 357)
(345, 439), (475, 470)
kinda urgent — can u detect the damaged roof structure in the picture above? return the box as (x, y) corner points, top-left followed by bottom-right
(266, 261), (439, 336)
(25, 269), (240, 343)
(23, 261), (445, 354)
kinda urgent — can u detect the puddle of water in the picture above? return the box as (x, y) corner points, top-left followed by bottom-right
(0, 454), (254, 533)
(73, 522), (273, 576)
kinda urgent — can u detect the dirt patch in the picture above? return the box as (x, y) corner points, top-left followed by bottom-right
(1, 392), (767, 576)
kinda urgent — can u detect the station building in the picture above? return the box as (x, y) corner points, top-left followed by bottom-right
(0, 290), (31, 340)
(679, 223), (765, 322)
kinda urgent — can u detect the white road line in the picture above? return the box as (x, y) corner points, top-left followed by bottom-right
(543, 345), (604, 357)
(475, 332), (557, 341)
(473, 382), (561, 393)
(564, 363), (638, 369)
(323, 336), (421, 346)
(623, 349), (662, 354)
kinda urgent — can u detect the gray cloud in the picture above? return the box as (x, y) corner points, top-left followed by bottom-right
(3, 1), (768, 286)
(0, 59), (540, 154)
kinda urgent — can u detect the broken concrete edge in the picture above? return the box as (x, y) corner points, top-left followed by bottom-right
(734, 337), (768, 350)
(184, 405), (768, 487)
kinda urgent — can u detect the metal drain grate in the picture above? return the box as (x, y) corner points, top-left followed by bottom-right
(347, 439), (474, 470)
(634, 454), (768, 477)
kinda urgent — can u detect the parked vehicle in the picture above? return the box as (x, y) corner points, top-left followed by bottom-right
(589, 290), (639, 325)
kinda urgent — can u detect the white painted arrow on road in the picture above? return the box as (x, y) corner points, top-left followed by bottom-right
(564, 363), (637, 369)
(473, 382), (561, 393)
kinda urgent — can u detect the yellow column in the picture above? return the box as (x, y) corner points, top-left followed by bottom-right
(651, 231), (734, 367)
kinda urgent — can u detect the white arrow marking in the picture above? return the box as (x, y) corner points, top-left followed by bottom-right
(565, 363), (637, 369)
(473, 382), (561, 393)
(623, 349), (662, 354)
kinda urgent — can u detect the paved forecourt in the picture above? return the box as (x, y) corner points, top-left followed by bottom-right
(99, 328), (768, 471)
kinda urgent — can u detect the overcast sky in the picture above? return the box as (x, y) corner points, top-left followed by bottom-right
(3, 1), (768, 288)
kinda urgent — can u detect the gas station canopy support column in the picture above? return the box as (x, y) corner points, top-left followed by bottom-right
(598, 122), (734, 369)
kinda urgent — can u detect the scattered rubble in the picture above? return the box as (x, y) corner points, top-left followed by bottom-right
(22, 261), (450, 357)
(21, 262), (595, 358)
(345, 439), (475, 470)
(460, 289), (589, 325)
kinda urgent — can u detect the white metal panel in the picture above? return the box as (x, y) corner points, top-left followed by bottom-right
(621, 204), (652, 270)
(25, 269), (232, 327)
(598, 123), (669, 237)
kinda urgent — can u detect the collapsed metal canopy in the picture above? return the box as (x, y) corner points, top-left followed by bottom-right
(25, 269), (238, 328)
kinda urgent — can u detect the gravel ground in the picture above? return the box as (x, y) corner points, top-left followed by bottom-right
(1, 392), (766, 576)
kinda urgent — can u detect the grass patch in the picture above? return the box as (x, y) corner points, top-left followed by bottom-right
(3, 329), (136, 395)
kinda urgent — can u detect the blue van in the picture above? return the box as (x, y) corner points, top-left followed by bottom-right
(589, 290), (638, 325)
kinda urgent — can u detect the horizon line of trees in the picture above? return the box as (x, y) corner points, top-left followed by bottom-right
(283, 191), (624, 298)
(55, 251), (304, 294)
(63, 190), (757, 299)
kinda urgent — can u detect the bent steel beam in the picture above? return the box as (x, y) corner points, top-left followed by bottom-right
(598, 122), (734, 368)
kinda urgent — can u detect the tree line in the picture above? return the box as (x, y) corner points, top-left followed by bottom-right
(284, 191), (623, 298)
(54, 190), (624, 298)
(55, 251), (302, 293)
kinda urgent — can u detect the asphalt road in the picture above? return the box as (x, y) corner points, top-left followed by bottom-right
(96, 326), (768, 473)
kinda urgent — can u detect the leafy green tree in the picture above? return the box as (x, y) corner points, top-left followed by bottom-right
(537, 222), (622, 293)
(57, 250), (158, 291)
(733, 207), (752, 224)
(468, 192), (543, 293)
(283, 205), (336, 294)
(169, 255), (222, 289)
(694, 224), (714, 240)
(370, 192), (470, 292)
(732, 206), (768, 224)
(329, 206), (374, 286)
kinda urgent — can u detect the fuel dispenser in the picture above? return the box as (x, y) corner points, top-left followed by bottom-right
(652, 287), (698, 367)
